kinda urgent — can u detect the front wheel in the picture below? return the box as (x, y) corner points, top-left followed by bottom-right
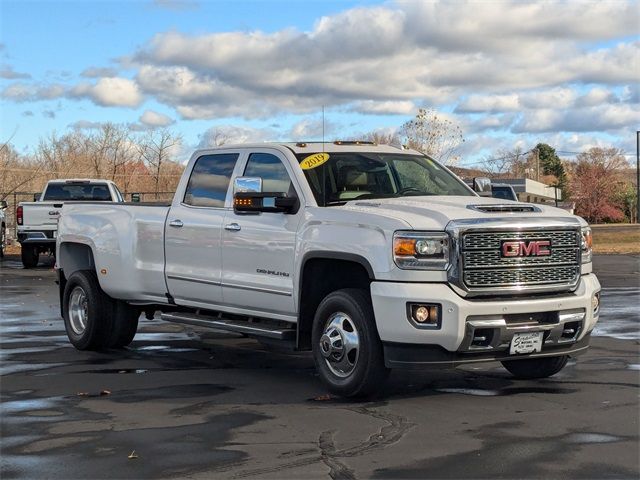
(501, 355), (569, 379)
(21, 245), (38, 268)
(312, 288), (389, 397)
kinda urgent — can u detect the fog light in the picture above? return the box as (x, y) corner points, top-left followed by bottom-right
(592, 292), (600, 314)
(409, 303), (441, 328)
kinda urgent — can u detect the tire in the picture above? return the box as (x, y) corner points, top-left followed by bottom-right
(0, 224), (5, 258)
(501, 355), (569, 379)
(62, 270), (114, 351)
(108, 300), (140, 348)
(21, 245), (38, 268)
(312, 288), (389, 397)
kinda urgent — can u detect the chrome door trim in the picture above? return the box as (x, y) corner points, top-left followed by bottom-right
(222, 282), (292, 297)
(166, 274), (222, 287)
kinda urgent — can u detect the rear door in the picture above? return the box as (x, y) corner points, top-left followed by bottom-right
(221, 149), (302, 317)
(164, 151), (244, 307)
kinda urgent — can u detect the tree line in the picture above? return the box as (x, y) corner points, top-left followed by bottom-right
(1, 111), (636, 224)
(0, 124), (184, 201)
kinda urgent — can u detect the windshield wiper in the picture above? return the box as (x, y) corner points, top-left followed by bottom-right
(324, 200), (348, 207)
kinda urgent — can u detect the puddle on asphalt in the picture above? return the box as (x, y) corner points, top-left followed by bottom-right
(435, 388), (499, 396)
(83, 369), (149, 374)
(135, 345), (198, 352)
(2, 397), (60, 413)
(435, 386), (576, 397)
(565, 433), (622, 444)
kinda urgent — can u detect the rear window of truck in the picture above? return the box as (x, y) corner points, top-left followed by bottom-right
(43, 183), (112, 201)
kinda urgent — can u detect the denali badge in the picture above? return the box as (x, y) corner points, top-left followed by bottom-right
(501, 240), (551, 257)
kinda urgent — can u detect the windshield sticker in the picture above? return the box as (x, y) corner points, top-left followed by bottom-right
(300, 153), (330, 170)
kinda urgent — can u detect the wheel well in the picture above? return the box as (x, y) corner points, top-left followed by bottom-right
(297, 258), (372, 350)
(59, 242), (95, 277)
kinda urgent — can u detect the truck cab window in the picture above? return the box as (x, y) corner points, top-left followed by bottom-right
(183, 153), (239, 207)
(244, 153), (293, 194)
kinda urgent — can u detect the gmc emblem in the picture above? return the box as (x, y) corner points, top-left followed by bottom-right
(501, 239), (551, 257)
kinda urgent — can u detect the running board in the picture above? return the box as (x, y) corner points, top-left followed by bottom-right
(160, 312), (296, 341)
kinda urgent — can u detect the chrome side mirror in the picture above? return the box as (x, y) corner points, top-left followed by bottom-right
(234, 176), (262, 194)
(473, 177), (492, 196)
(0, 200), (7, 210)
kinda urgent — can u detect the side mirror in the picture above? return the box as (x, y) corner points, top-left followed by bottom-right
(33, 193), (39, 202)
(234, 192), (298, 214)
(473, 177), (492, 196)
(234, 176), (262, 194)
(0, 200), (7, 210)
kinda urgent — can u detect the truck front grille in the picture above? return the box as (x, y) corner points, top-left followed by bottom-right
(461, 229), (581, 292)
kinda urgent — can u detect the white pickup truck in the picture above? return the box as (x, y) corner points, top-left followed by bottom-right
(0, 199), (7, 258)
(18, 179), (123, 268)
(56, 142), (600, 397)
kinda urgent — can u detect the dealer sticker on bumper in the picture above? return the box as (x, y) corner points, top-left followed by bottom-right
(510, 331), (543, 355)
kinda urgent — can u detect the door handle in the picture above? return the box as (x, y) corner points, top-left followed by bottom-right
(224, 223), (241, 232)
(169, 219), (184, 228)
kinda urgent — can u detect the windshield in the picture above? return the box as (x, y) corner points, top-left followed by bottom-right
(43, 183), (112, 201)
(296, 152), (473, 206)
(492, 186), (517, 201)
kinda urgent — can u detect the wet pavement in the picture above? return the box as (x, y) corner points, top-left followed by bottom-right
(1, 254), (639, 479)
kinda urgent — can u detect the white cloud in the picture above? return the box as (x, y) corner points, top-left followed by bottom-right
(0, 64), (30, 79)
(81, 66), (119, 78)
(197, 125), (277, 148)
(351, 100), (416, 115)
(71, 77), (142, 107)
(139, 109), (174, 127)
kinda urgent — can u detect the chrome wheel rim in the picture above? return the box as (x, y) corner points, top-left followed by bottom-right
(319, 312), (360, 378)
(69, 286), (88, 335)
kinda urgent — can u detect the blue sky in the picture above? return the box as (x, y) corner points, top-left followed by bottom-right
(1, 0), (638, 166)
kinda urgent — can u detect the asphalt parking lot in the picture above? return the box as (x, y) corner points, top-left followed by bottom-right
(1, 254), (638, 479)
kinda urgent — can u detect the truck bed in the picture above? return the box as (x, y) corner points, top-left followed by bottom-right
(57, 203), (171, 303)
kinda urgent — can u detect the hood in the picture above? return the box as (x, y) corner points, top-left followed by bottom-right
(339, 195), (581, 230)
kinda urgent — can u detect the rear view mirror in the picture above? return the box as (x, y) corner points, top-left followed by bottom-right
(234, 192), (298, 214)
(0, 200), (7, 210)
(473, 177), (492, 197)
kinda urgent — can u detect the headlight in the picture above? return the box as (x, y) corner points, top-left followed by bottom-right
(393, 232), (450, 270)
(581, 227), (592, 264)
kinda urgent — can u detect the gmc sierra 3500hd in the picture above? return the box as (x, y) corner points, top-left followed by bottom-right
(56, 142), (600, 397)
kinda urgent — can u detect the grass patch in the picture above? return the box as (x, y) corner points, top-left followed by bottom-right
(592, 225), (640, 254)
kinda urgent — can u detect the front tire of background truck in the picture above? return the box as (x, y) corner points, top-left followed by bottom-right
(108, 300), (140, 348)
(312, 288), (389, 398)
(21, 245), (38, 268)
(63, 270), (114, 351)
(501, 355), (569, 379)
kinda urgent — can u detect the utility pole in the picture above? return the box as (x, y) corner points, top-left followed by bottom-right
(533, 148), (540, 182)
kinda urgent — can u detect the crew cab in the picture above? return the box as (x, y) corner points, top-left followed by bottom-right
(56, 143), (600, 396)
(18, 179), (123, 268)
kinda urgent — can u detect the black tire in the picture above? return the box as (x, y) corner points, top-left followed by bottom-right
(501, 355), (569, 379)
(21, 245), (38, 268)
(0, 224), (5, 258)
(62, 270), (114, 351)
(312, 288), (389, 398)
(108, 300), (140, 348)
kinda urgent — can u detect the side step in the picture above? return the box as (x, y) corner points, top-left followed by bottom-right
(160, 312), (296, 341)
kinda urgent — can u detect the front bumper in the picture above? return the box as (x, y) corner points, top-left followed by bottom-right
(371, 273), (600, 367)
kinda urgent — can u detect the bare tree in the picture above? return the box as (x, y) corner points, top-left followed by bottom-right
(363, 130), (400, 145)
(482, 147), (527, 178)
(138, 129), (183, 198)
(399, 108), (464, 165)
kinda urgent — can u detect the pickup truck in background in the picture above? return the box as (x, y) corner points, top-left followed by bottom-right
(18, 179), (123, 268)
(56, 142), (600, 397)
(0, 199), (7, 258)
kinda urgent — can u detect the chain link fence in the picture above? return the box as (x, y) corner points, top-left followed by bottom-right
(0, 191), (175, 241)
